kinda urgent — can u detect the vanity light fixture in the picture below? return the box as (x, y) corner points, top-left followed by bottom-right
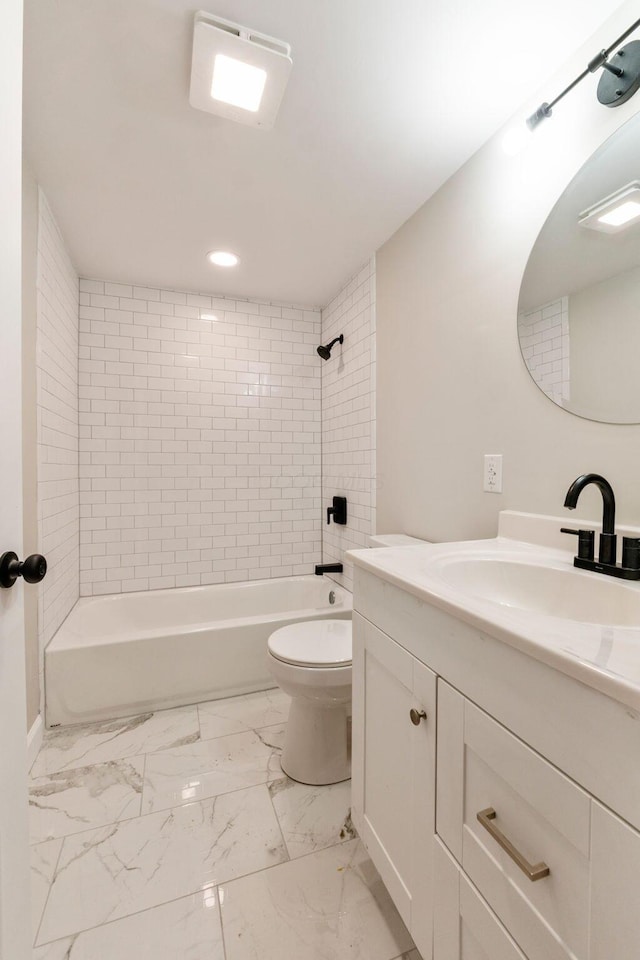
(522, 16), (640, 134)
(578, 182), (640, 233)
(207, 250), (240, 267)
(189, 12), (292, 129)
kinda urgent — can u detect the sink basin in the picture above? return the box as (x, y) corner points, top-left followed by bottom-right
(433, 556), (640, 627)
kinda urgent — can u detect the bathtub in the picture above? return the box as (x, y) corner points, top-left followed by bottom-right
(45, 576), (352, 726)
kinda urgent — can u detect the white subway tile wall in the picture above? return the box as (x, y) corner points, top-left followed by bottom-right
(78, 281), (322, 595)
(36, 191), (80, 702)
(518, 297), (570, 406)
(320, 258), (376, 590)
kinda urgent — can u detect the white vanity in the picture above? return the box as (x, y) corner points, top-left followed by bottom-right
(350, 511), (640, 960)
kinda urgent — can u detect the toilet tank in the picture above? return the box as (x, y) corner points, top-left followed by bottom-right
(367, 534), (429, 547)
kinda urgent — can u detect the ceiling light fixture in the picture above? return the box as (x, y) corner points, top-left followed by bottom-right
(525, 17), (640, 132)
(579, 182), (640, 233)
(190, 12), (292, 129)
(211, 55), (266, 112)
(207, 250), (240, 267)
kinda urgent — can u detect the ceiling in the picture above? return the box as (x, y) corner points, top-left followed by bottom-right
(23, 0), (627, 307)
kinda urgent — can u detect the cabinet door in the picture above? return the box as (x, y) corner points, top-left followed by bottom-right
(434, 839), (528, 960)
(352, 612), (436, 959)
(590, 801), (640, 960)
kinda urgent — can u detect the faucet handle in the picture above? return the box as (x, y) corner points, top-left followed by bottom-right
(622, 537), (640, 571)
(560, 527), (595, 561)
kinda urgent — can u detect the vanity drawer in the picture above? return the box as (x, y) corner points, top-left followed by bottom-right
(437, 680), (591, 960)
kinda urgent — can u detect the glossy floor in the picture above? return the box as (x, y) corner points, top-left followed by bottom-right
(30, 689), (419, 959)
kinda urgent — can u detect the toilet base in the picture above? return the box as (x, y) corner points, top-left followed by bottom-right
(281, 698), (351, 785)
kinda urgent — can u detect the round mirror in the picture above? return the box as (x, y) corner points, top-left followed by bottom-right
(518, 111), (640, 423)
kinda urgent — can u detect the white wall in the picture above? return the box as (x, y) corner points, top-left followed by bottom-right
(36, 191), (79, 708)
(376, 1), (640, 541)
(320, 258), (376, 589)
(78, 280), (321, 595)
(569, 266), (640, 422)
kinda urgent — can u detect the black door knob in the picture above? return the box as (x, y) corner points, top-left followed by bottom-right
(0, 552), (48, 588)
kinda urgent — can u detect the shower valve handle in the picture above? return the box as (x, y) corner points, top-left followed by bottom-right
(0, 551), (48, 588)
(326, 496), (347, 526)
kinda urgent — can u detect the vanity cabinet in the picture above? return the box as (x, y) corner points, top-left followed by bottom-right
(352, 611), (436, 960)
(352, 565), (640, 960)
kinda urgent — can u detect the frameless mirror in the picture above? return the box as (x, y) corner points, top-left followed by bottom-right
(518, 111), (640, 423)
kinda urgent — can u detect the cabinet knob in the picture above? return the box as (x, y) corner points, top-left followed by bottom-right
(409, 708), (427, 726)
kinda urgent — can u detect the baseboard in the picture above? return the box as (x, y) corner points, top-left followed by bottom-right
(27, 713), (44, 772)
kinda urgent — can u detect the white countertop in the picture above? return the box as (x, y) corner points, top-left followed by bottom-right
(350, 513), (640, 712)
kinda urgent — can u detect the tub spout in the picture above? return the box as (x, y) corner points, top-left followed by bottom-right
(315, 563), (343, 575)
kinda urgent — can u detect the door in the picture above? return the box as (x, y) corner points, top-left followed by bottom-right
(0, 0), (32, 957)
(352, 612), (436, 959)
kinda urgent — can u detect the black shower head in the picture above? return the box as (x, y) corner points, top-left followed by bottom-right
(317, 334), (343, 360)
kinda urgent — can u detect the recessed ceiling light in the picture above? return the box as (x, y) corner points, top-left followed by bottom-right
(207, 250), (240, 267)
(190, 12), (292, 129)
(579, 181), (640, 233)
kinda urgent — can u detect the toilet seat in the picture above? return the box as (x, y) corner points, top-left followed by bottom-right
(268, 619), (352, 668)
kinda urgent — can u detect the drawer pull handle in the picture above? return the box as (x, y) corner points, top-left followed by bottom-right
(477, 807), (550, 882)
(409, 708), (427, 725)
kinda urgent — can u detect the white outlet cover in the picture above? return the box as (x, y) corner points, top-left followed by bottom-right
(484, 454), (503, 494)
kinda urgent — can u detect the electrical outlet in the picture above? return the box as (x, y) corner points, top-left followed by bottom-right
(484, 454), (503, 493)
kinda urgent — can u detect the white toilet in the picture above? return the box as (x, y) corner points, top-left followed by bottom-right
(267, 618), (352, 786)
(268, 537), (426, 786)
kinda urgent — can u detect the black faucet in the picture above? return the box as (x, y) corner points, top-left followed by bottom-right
(563, 473), (616, 564)
(561, 473), (640, 579)
(315, 563), (343, 576)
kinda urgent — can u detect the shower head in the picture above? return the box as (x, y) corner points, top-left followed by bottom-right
(317, 334), (343, 360)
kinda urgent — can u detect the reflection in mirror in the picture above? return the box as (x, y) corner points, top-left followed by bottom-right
(518, 110), (640, 424)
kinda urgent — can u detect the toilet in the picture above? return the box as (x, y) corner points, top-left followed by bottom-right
(268, 536), (427, 786)
(267, 618), (352, 785)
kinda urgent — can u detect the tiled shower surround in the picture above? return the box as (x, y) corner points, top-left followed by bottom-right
(79, 280), (322, 595)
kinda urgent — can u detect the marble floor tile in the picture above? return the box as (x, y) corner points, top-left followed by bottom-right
(37, 783), (287, 944)
(33, 890), (225, 959)
(198, 688), (290, 740)
(220, 838), (414, 960)
(31, 706), (200, 778)
(142, 726), (284, 814)
(29, 756), (145, 843)
(31, 838), (63, 942)
(268, 776), (355, 858)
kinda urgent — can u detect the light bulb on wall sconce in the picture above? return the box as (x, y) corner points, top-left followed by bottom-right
(525, 17), (640, 133)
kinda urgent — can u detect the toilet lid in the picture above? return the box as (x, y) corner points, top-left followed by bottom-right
(268, 619), (352, 667)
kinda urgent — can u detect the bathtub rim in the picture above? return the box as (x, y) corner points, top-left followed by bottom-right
(47, 574), (353, 652)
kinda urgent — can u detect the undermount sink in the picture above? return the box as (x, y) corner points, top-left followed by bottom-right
(433, 555), (640, 627)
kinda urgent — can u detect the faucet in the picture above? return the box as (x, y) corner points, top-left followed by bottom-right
(561, 473), (640, 579)
(563, 473), (616, 565)
(315, 563), (343, 576)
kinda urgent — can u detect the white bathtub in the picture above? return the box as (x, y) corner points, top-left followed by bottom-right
(45, 576), (352, 726)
